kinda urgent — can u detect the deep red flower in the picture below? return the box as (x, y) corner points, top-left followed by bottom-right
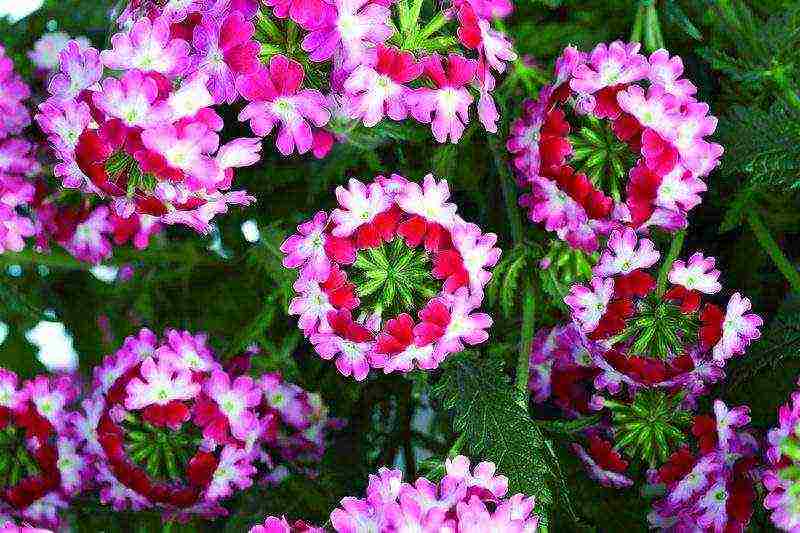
(375, 313), (415, 355)
(328, 310), (374, 343)
(413, 298), (451, 346)
(691, 414), (718, 454)
(321, 266), (359, 310)
(587, 434), (629, 472)
(656, 447), (696, 485)
(432, 249), (469, 292)
(700, 303), (724, 349)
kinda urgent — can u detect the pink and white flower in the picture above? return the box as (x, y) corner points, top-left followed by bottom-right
(564, 277), (614, 333)
(593, 228), (659, 277)
(712, 293), (763, 363)
(101, 16), (190, 77)
(408, 54), (478, 143)
(669, 252), (722, 294)
(124, 356), (200, 409)
(237, 55), (330, 156)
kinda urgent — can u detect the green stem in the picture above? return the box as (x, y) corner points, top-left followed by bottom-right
(630, 1), (645, 43)
(747, 210), (800, 294)
(162, 521), (174, 533)
(0, 245), (224, 271)
(516, 282), (536, 406)
(489, 135), (524, 245)
(643, 0), (664, 52)
(656, 230), (685, 296)
(448, 433), (466, 457)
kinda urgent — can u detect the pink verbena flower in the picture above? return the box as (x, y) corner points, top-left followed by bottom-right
(205, 446), (256, 500)
(616, 84), (681, 142)
(450, 222), (502, 296)
(155, 328), (218, 372)
(668, 252), (722, 294)
(713, 400), (750, 452)
(301, 0), (394, 69)
(564, 277), (613, 333)
(35, 98), (92, 155)
(125, 356), (201, 410)
(396, 173), (458, 229)
(593, 228), (660, 277)
(92, 70), (171, 128)
(416, 288), (492, 361)
(647, 49), (697, 103)
(408, 53), (478, 143)
(191, 11), (260, 104)
(288, 276), (337, 335)
(330, 178), (390, 237)
(281, 211), (334, 280)
(343, 44), (423, 127)
(47, 41), (103, 100)
(237, 55), (330, 155)
(141, 122), (221, 189)
(101, 16), (190, 77)
(569, 40), (649, 95)
(205, 370), (261, 442)
(60, 206), (114, 264)
(712, 293), (763, 363)
(311, 310), (377, 381)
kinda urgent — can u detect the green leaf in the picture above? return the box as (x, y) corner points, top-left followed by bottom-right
(432, 353), (575, 520)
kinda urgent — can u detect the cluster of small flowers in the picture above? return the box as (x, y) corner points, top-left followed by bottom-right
(250, 369), (341, 484)
(763, 376), (800, 531)
(35, 2), (264, 234)
(70, 328), (332, 521)
(250, 455), (540, 532)
(2, 41), (163, 264)
(0, 368), (85, 529)
(647, 400), (759, 531)
(563, 228), (762, 401)
(281, 173), (500, 380)
(117, 0), (516, 156)
(507, 42), (721, 252)
(528, 229), (762, 493)
(244, 0), (517, 150)
(1, 44), (39, 254)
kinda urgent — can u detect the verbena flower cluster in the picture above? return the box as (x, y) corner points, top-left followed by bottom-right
(528, 228), (762, 496)
(646, 400), (759, 531)
(764, 377), (800, 531)
(2, 42), (164, 264)
(243, 0), (516, 150)
(1, 45), (38, 254)
(281, 173), (500, 380)
(563, 227), (762, 401)
(508, 42), (721, 252)
(67, 328), (332, 522)
(116, 0), (517, 157)
(0, 369), (84, 529)
(249, 455), (540, 531)
(36, 3), (263, 235)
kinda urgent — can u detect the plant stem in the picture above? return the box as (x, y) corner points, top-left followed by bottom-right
(516, 282), (536, 406)
(656, 230), (685, 296)
(448, 433), (466, 457)
(747, 210), (800, 294)
(490, 135), (524, 245)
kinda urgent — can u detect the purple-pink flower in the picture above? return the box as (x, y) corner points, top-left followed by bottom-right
(237, 55), (330, 156)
